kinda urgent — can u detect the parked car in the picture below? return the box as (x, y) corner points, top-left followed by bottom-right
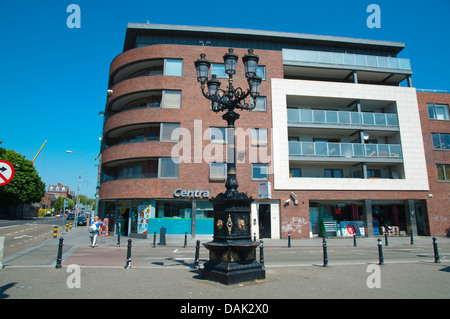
(66, 213), (75, 220)
(77, 216), (87, 226)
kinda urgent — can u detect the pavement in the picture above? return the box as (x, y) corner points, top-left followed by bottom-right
(1, 224), (449, 300)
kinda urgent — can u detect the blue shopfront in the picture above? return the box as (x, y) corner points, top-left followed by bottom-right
(100, 196), (214, 237)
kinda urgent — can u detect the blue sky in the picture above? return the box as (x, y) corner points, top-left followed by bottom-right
(1, 0), (449, 198)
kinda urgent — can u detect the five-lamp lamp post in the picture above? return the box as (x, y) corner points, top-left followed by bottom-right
(194, 48), (265, 285)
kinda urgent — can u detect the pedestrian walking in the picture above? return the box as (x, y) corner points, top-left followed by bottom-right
(90, 216), (102, 248)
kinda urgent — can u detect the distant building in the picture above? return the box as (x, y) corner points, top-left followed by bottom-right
(40, 183), (73, 210)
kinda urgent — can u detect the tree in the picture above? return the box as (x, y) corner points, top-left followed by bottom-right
(54, 197), (74, 211)
(0, 148), (46, 208)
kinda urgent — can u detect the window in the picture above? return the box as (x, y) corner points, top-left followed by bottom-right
(289, 168), (301, 178)
(251, 128), (268, 145)
(164, 59), (183, 76)
(162, 90), (181, 109)
(252, 163), (268, 180)
(256, 66), (266, 80)
(428, 104), (450, 120)
(437, 164), (450, 182)
(432, 133), (450, 150)
(210, 127), (227, 144)
(251, 97), (266, 112)
(159, 158), (179, 179)
(118, 165), (142, 179)
(324, 169), (343, 178)
(209, 163), (226, 180)
(211, 63), (227, 78)
(160, 123), (180, 142)
(367, 169), (381, 178)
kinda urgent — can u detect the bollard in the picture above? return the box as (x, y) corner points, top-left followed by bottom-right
(125, 239), (132, 269)
(194, 240), (200, 269)
(0, 236), (5, 269)
(53, 226), (58, 239)
(55, 237), (64, 269)
(353, 232), (357, 247)
(152, 232), (156, 248)
(184, 232), (187, 248)
(69, 222), (72, 230)
(260, 240), (265, 268)
(288, 232), (291, 248)
(322, 236), (328, 267)
(384, 232), (389, 246)
(433, 237), (441, 263)
(410, 230), (414, 245)
(65, 223), (68, 232)
(377, 238), (384, 265)
(116, 230), (121, 247)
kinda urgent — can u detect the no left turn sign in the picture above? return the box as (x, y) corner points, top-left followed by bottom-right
(0, 160), (15, 186)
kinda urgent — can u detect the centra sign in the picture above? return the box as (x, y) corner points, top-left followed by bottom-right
(173, 188), (210, 198)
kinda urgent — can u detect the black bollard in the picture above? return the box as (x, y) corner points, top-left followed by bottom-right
(288, 232), (291, 248)
(152, 231), (156, 248)
(433, 237), (441, 263)
(194, 240), (200, 269)
(116, 225), (121, 247)
(322, 236), (328, 267)
(410, 230), (414, 245)
(125, 239), (132, 269)
(184, 232), (187, 248)
(353, 232), (357, 247)
(385, 232), (389, 246)
(378, 238), (384, 265)
(260, 240), (265, 268)
(55, 237), (64, 269)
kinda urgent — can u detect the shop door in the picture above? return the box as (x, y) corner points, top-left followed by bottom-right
(259, 204), (271, 238)
(117, 207), (130, 236)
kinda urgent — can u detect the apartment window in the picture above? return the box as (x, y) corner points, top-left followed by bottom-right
(211, 63), (265, 80)
(428, 104), (450, 120)
(164, 59), (183, 76)
(367, 169), (381, 178)
(210, 127), (227, 144)
(118, 165), (142, 179)
(289, 168), (301, 178)
(437, 164), (450, 182)
(324, 169), (343, 178)
(252, 163), (268, 180)
(160, 123), (180, 142)
(251, 128), (268, 145)
(209, 163), (226, 180)
(162, 90), (181, 109)
(432, 133), (450, 150)
(159, 158), (179, 179)
(251, 97), (267, 112)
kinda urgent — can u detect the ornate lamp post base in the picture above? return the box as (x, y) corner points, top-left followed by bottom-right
(201, 195), (265, 285)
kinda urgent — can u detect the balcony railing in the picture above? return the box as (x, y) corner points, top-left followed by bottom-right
(287, 109), (398, 127)
(283, 49), (412, 71)
(289, 141), (402, 159)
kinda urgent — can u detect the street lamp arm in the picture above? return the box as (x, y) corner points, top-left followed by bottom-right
(200, 84), (255, 113)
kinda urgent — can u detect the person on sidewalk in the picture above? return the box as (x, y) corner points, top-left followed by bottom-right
(90, 216), (102, 248)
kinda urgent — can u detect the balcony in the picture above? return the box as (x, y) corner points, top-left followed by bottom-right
(289, 141), (402, 162)
(287, 109), (398, 129)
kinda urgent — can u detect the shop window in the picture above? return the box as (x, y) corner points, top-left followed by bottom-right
(159, 158), (179, 179)
(252, 163), (268, 180)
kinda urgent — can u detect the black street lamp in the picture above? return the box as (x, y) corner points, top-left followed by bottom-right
(194, 48), (265, 285)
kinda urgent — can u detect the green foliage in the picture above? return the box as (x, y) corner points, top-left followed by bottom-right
(54, 197), (74, 211)
(0, 148), (46, 205)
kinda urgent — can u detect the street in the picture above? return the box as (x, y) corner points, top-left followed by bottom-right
(0, 219), (449, 300)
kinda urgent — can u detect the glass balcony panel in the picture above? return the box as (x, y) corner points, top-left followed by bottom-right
(302, 142), (314, 155)
(328, 143), (341, 156)
(377, 144), (389, 157)
(366, 144), (378, 157)
(355, 55), (366, 66)
(331, 52), (344, 64)
(326, 111), (338, 124)
(389, 145), (402, 157)
(399, 59), (411, 70)
(351, 112), (362, 125)
(375, 113), (387, 126)
(386, 114), (398, 126)
(378, 56), (389, 68)
(353, 144), (364, 157)
(341, 144), (353, 157)
(289, 141), (301, 155)
(314, 110), (325, 123)
(287, 109), (300, 122)
(366, 55), (378, 67)
(343, 54), (355, 65)
(315, 142), (328, 156)
(388, 57), (400, 69)
(363, 113), (375, 125)
(300, 109), (313, 122)
(319, 52), (332, 63)
(338, 111), (351, 124)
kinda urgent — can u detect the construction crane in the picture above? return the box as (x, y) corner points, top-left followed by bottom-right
(32, 140), (47, 166)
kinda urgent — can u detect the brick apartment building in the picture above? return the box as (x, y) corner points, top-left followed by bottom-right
(98, 23), (446, 239)
(416, 91), (450, 237)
